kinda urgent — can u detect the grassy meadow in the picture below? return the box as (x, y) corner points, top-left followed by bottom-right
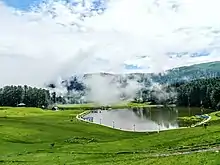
(0, 107), (220, 165)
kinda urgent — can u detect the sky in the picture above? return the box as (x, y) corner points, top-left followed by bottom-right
(2, 0), (220, 104)
(2, 0), (40, 10)
(2, 0), (106, 11)
(2, 0), (146, 71)
(1, 0), (220, 88)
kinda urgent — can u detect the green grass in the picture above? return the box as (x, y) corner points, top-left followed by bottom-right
(209, 111), (220, 121)
(177, 116), (203, 127)
(1, 107), (220, 165)
(57, 102), (166, 110)
(207, 111), (220, 125)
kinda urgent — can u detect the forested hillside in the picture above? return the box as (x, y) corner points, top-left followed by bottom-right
(47, 61), (220, 92)
(138, 77), (220, 110)
(175, 77), (220, 109)
(149, 61), (220, 84)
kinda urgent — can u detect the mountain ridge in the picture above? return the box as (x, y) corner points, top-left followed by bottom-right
(47, 61), (220, 91)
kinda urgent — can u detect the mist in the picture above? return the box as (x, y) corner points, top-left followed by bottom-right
(1, 0), (220, 104)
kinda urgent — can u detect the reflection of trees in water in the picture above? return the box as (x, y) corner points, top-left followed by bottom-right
(177, 107), (214, 117)
(132, 107), (179, 127)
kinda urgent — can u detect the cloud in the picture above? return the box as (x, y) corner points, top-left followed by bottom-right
(0, 0), (220, 88)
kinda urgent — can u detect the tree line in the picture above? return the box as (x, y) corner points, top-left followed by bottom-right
(0, 85), (50, 107)
(139, 77), (220, 110)
(174, 77), (220, 110)
(1, 77), (220, 109)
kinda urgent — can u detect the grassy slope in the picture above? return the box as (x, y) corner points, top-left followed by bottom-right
(1, 107), (220, 165)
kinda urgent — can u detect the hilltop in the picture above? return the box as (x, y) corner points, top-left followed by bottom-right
(151, 61), (220, 84)
(48, 61), (220, 92)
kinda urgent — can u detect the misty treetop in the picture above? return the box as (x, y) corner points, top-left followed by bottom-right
(1, 76), (220, 109)
(0, 85), (50, 107)
(138, 77), (220, 110)
(46, 61), (220, 104)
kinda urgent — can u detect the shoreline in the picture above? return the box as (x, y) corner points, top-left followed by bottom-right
(76, 109), (212, 133)
(58, 103), (176, 110)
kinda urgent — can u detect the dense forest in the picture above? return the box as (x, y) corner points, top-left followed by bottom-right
(0, 85), (50, 107)
(175, 77), (220, 109)
(139, 77), (220, 110)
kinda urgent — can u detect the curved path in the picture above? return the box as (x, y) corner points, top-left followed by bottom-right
(70, 146), (220, 157)
(150, 146), (220, 158)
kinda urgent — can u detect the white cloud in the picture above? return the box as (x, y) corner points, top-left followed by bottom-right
(0, 0), (220, 87)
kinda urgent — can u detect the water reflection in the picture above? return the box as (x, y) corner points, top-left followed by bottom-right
(83, 107), (179, 132)
(132, 107), (179, 126)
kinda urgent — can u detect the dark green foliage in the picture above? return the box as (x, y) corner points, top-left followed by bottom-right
(51, 92), (56, 104)
(0, 85), (50, 107)
(64, 137), (97, 144)
(177, 117), (202, 127)
(135, 76), (220, 111)
(174, 77), (220, 109)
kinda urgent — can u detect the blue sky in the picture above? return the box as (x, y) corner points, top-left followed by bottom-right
(2, 0), (41, 10)
(124, 64), (142, 70)
(2, 0), (106, 10)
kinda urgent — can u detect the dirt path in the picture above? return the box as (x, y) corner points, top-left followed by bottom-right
(71, 146), (220, 157)
(149, 146), (220, 158)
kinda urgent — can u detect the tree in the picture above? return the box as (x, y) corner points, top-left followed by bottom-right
(0, 85), (50, 107)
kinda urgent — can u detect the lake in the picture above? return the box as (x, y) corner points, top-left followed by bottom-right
(83, 107), (214, 132)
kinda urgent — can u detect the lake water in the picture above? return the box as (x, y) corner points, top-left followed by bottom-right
(83, 107), (214, 132)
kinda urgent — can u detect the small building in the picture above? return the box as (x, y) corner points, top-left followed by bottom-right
(17, 103), (26, 107)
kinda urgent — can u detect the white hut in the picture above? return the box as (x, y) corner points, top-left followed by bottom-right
(17, 103), (26, 107)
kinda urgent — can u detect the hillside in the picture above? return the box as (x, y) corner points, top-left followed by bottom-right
(48, 61), (220, 92)
(151, 61), (220, 84)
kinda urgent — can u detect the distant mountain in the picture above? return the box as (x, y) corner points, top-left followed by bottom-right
(47, 61), (220, 92)
(150, 61), (220, 84)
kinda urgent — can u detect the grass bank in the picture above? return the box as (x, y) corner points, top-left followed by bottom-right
(207, 111), (220, 125)
(176, 116), (203, 127)
(57, 102), (175, 110)
(0, 107), (220, 165)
